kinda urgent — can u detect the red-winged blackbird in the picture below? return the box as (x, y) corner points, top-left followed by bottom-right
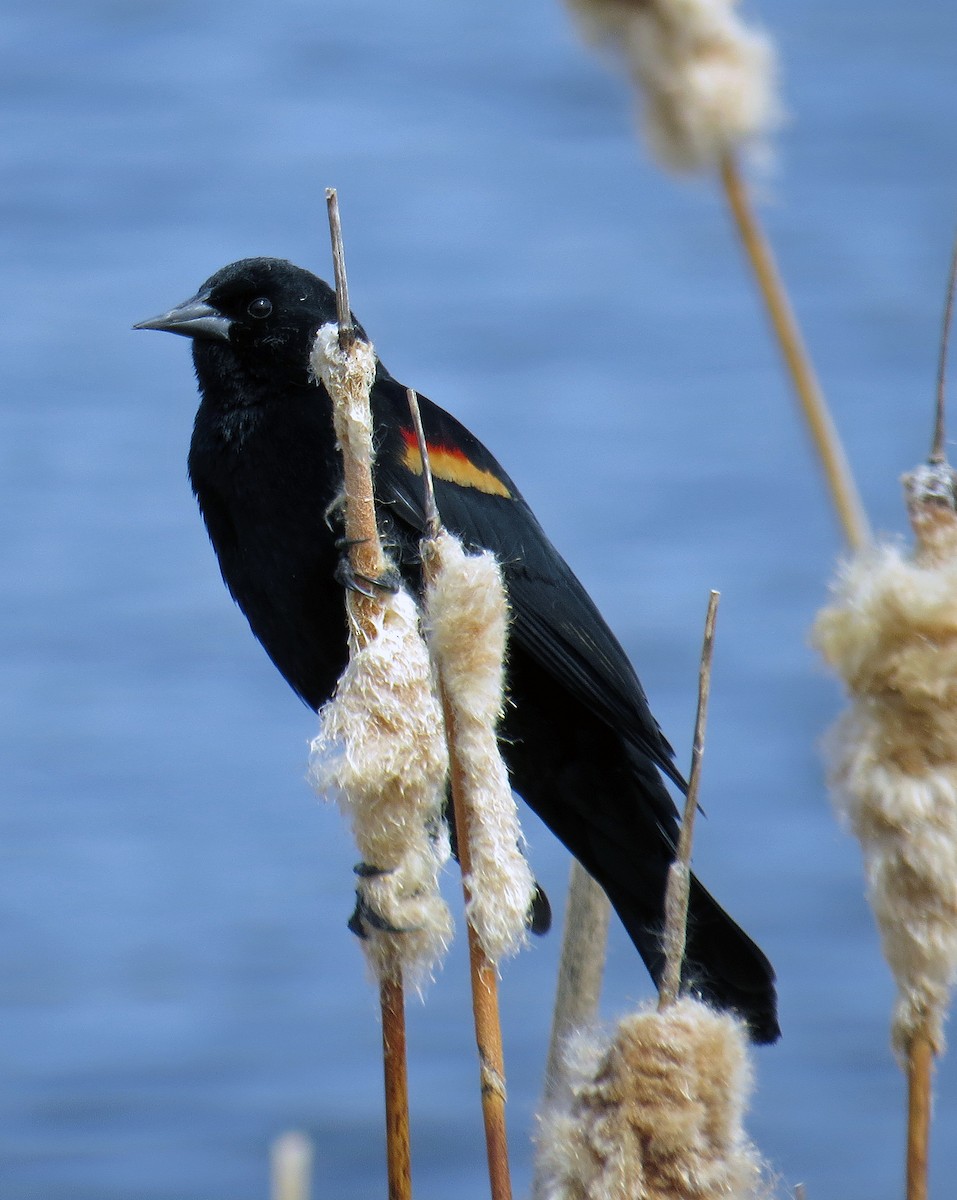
(136, 257), (779, 1043)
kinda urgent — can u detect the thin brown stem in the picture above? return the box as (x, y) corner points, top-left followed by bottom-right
(322, 193), (386, 636)
(411, 415), (512, 1200)
(931, 227), (957, 464)
(659, 590), (719, 1010)
(381, 972), (413, 1200)
(906, 1032), (934, 1200)
(540, 863), (610, 1105)
(325, 187), (355, 352)
(406, 389), (440, 537)
(324, 193), (411, 1200)
(719, 154), (871, 551)
(442, 687), (513, 1200)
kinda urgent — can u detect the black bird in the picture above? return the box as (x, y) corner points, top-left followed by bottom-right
(136, 257), (779, 1043)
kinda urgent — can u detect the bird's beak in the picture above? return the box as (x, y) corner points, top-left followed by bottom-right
(133, 295), (233, 341)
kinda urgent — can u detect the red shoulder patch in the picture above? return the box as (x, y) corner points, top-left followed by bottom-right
(399, 428), (512, 499)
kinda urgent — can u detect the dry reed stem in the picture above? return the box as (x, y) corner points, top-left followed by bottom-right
(452, 763), (514, 1200)
(719, 154), (870, 551)
(659, 590), (719, 1009)
(321, 189), (412, 1200)
(381, 973), (413, 1200)
(322, 194), (385, 639)
(541, 862), (611, 1110)
(930, 227), (957, 465)
(906, 1032), (933, 1200)
(408, 391), (514, 1200)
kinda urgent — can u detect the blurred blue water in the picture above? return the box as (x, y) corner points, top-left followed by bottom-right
(1, 0), (955, 1196)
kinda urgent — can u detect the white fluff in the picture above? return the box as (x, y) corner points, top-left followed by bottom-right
(308, 319), (453, 986)
(425, 529), (537, 963)
(310, 586), (454, 986)
(535, 998), (770, 1199)
(310, 322), (377, 444)
(814, 542), (957, 1054)
(566, 0), (778, 171)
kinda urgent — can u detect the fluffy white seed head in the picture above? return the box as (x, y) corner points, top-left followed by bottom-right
(309, 586), (453, 986)
(535, 998), (770, 1199)
(567, 0), (779, 171)
(814, 542), (957, 1054)
(425, 529), (537, 963)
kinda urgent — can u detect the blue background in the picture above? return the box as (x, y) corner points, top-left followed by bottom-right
(2, 1), (956, 1196)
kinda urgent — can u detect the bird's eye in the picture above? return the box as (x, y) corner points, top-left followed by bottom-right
(247, 297), (273, 319)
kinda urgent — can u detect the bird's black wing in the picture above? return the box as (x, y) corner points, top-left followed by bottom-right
(370, 370), (684, 796)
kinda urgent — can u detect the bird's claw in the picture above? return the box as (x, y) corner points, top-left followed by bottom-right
(527, 883), (552, 936)
(347, 893), (414, 939)
(353, 861), (393, 878)
(334, 556), (402, 598)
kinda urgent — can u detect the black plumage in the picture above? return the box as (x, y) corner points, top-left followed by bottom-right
(136, 256), (779, 1043)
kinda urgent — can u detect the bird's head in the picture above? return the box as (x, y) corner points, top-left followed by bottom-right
(135, 257), (365, 386)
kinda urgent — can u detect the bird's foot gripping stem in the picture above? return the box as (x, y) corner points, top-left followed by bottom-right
(347, 863), (416, 938)
(333, 538), (402, 599)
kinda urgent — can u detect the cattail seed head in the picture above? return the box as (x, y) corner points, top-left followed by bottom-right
(536, 998), (769, 1199)
(424, 529), (537, 962)
(566, 0), (779, 172)
(814, 542), (957, 1054)
(309, 569), (453, 986)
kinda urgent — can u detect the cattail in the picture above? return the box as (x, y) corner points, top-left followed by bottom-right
(308, 321), (454, 987)
(423, 527), (537, 963)
(535, 997), (768, 1200)
(536, 596), (771, 1200)
(565, 0), (778, 171)
(813, 474), (957, 1057)
(309, 584), (454, 986)
(814, 241), (957, 1200)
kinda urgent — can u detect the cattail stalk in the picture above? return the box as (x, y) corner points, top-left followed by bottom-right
(541, 863), (611, 1110)
(534, 591), (769, 1200)
(906, 1033), (933, 1200)
(447, 720), (513, 1200)
(381, 976), (413, 1200)
(659, 589), (719, 1009)
(313, 190), (416, 1200)
(718, 154), (870, 550)
(813, 237), (957, 1200)
(408, 389), (518, 1200)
